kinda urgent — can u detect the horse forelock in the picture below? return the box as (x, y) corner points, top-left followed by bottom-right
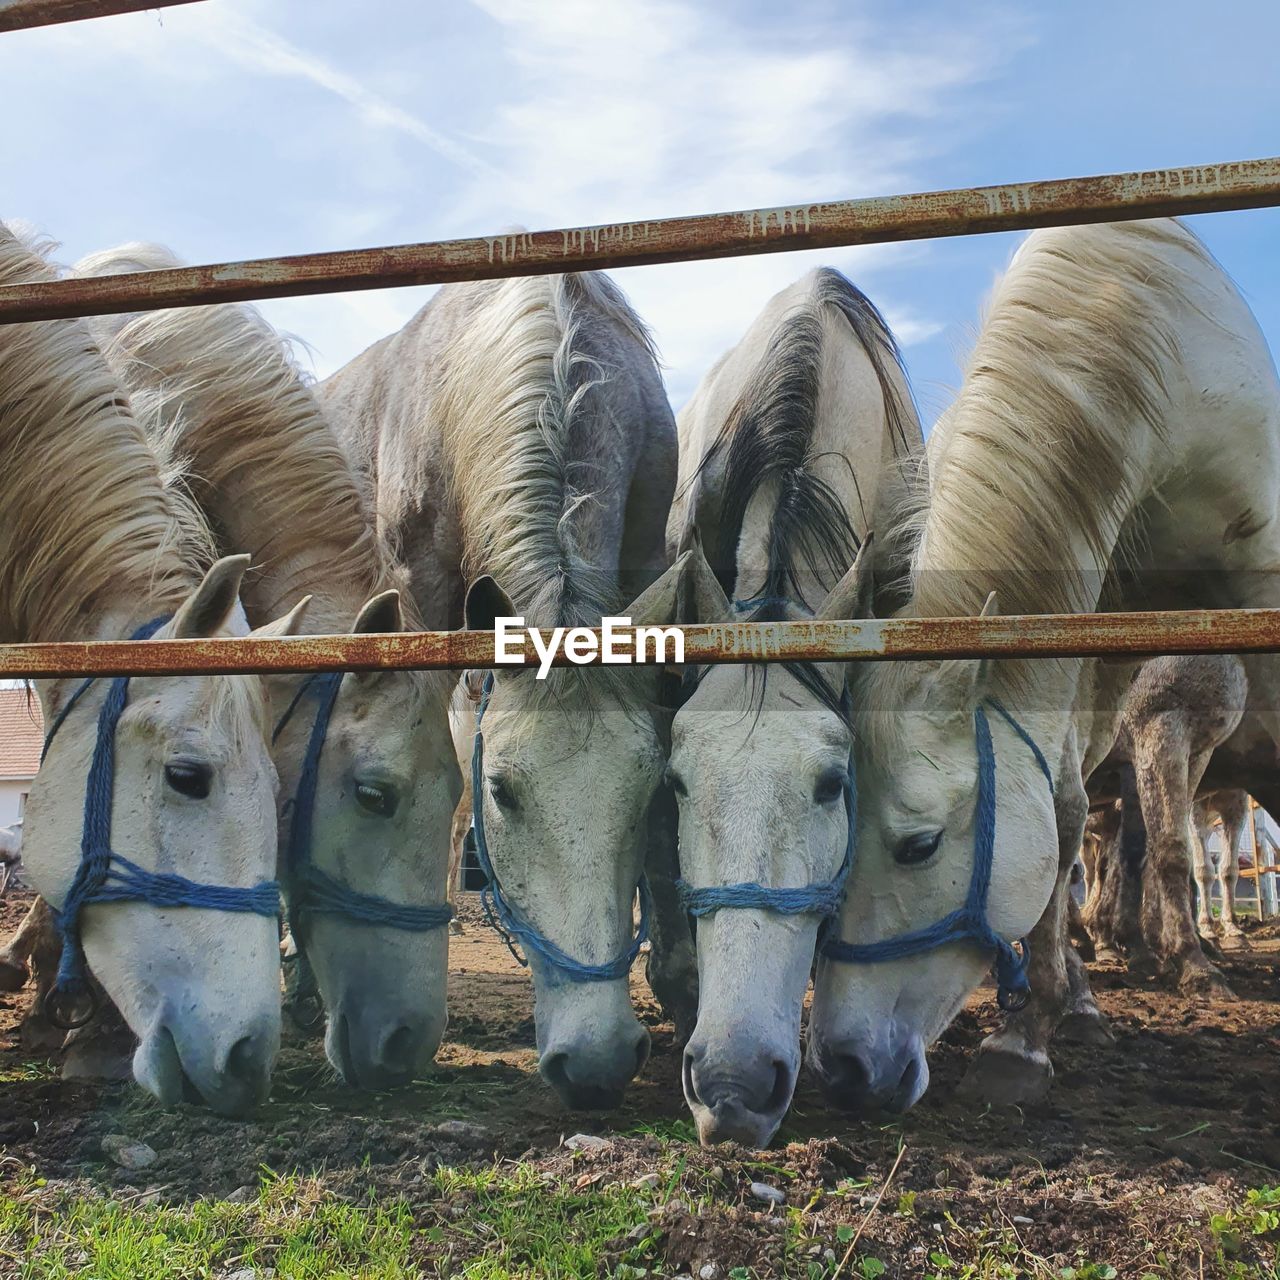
(694, 267), (916, 610)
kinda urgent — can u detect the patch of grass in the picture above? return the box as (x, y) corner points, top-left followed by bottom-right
(0, 1170), (419, 1279)
(1210, 1183), (1280, 1278)
(0, 1060), (57, 1084)
(624, 1116), (698, 1144)
(430, 1162), (656, 1277)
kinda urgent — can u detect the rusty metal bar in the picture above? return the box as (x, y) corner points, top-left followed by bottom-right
(3, 157), (1280, 323)
(4, 607), (1280, 680)
(0, 0), (203, 32)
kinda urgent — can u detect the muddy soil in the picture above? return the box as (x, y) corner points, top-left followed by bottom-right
(1, 888), (1277, 1277)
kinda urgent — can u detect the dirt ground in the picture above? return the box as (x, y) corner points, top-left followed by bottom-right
(1, 887), (1277, 1278)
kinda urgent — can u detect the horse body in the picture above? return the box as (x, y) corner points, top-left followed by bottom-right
(0, 225), (290, 1115)
(320, 272), (680, 1108)
(73, 245), (462, 1089)
(808, 219), (1280, 1111)
(664, 268), (921, 1145)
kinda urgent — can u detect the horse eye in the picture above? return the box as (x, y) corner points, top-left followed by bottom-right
(164, 761), (212, 800)
(894, 830), (943, 866)
(355, 782), (398, 818)
(663, 766), (688, 798)
(488, 774), (519, 812)
(813, 768), (848, 806)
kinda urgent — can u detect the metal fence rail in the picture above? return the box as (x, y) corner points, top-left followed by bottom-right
(3, 11), (1280, 671)
(2, 158), (1279, 324)
(5, 608), (1280, 680)
(0, 0), (201, 32)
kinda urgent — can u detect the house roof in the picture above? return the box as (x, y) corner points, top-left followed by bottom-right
(0, 688), (43, 780)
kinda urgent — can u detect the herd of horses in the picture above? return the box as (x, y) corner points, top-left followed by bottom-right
(0, 213), (1276, 1149)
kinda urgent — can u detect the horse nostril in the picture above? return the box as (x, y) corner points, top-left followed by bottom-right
(766, 1059), (792, 1113)
(224, 1034), (261, 1083)
(542, 1051), (571, 1094)
(380, 1025), (417, 1077)
(820, 1049), (872, 1109)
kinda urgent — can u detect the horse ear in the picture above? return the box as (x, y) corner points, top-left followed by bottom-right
(464, 575), (517, 631)
(171, 554), (251, 640)
(352, 589), (403, 635)
(249, 595), (311, 639)
(816, 533), (875, 621)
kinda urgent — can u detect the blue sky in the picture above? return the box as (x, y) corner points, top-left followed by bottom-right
(3, 0), (1279, 425)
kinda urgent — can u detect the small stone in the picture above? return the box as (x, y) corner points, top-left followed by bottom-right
(709, 1165), (725, 1181)
(858, 1194), (877, 1207)
(626, 1222), (653, 1242)
(1011, 1214), (1034, 1225)
(823, 1251), (836, 1264)
(100, 1135), (156, 1171)
(808, 1244), (823, 1256)
(766, 1215), (785, 1228)
(431, 1120), (491, 1145)
(563, 1133), (611, 1152)
(698, 1266), (718, 1280)
(750, 1181), (785, 1207)
(632, 1173), (661, 1190)
(224, 1185), (256, 1205)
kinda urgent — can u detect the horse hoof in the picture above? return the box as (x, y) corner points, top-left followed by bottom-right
(19, 1015), (66, 1055)
(1092, 944), (1124, 966)
(0, 957), (28, 992)
(1178, 964), (1236, 1002)
(62, 1046), (133, 1081)
(1057, 1008), (1115, 1046)
(957, 1045), (1053, 1107)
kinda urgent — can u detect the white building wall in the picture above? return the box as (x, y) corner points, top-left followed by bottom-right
(0, 778), (30, 827)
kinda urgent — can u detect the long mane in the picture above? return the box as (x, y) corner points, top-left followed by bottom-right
(438, 272), (657, 631)
(72, 243), (407, 634)
(904, 219), (1216, 621)
(691, 267), (917, 613)
(0, 226), (199, 643)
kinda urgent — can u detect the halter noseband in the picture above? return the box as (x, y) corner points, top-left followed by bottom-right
(821, 697), (1054, 1012)
(675, 652), (856, 920)
(41, 617), (281, 1028)
(274, 672), (454, 939)
(470, 673), (650, 982)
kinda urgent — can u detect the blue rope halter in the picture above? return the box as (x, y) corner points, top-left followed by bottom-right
(41, 617), (281, 1015)
(274, 672), (454, 938)
(470, 674), (649, 982)
(672, 595), (855, 919)
(821, 697), (1054, 1012)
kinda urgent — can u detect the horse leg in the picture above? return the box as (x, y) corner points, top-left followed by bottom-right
(0, 895), (48, 992)
(1134, 740), (1234, 999)
(960, 774), (1094, 1105)
(1190, 808), (1218, 940)
(641, 781), (698, 1047)
(18, 900), (67, 1055)
(61, 978), (137, 1081)
(1216, 791), (1249, 948)
(446, 773), (472, 936)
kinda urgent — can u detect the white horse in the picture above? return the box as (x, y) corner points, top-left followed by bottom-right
(320, 272), (682, 1108)
(0, 224), (303, 1115)
(72, 244), (462, 1089)
(1192, 789), (1249, 947)
(0, 821), (20, 894)
(662, 268), (921, 1146)
(808, 218), (1280, 1111)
